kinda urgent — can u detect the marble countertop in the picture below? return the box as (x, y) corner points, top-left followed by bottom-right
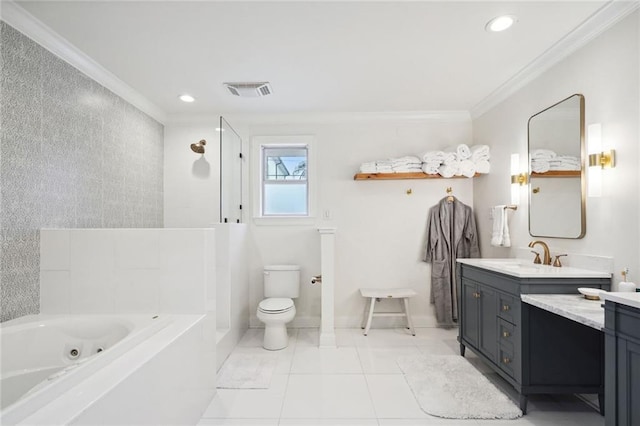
(458, 258), (611, 279)
(521, 294), (604, 330)
(600, 292), (640, 310)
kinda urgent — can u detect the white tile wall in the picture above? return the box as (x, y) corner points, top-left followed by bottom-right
(39, 229), (215, 315)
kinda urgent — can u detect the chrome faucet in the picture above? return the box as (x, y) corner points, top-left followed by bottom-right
(528, 240), (552, 265)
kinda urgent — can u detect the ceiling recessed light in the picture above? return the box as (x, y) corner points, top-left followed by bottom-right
(485, 15), (517, 32)
(179, 94), (195, 103)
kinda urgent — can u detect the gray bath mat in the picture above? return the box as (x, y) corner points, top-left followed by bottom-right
(397, 355), (522, 419)
(217, 352), (278, 389)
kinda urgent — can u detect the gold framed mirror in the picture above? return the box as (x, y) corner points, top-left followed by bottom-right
(528, 94), (586, 239)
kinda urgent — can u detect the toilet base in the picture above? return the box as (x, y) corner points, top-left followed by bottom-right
(263, 323), (289, 351)
(257, 304), (296, 351)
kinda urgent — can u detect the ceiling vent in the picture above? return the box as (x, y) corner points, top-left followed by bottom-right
(223, 82), (272, 97)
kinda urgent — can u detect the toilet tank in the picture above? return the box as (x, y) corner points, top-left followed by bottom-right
(264, 265), (300, 298)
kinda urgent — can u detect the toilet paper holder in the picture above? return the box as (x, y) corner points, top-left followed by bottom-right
(311, 275), (322, 284)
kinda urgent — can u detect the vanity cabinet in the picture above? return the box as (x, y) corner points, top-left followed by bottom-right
(604, 300), (640, 426)
(457, 262), (610, 414)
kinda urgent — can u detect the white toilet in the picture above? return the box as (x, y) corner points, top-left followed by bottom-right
(257, 265), (300, 350)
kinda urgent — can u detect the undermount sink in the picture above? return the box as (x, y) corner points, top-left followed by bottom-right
(458, 258), (611, 279)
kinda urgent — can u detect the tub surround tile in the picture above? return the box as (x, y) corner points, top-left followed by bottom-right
(0, 22), (163, 322)
(40, 270), (71, 313)
(39, 230), (70, 270)
(114, 269), (161, 314)
(114, 229), (161, 270)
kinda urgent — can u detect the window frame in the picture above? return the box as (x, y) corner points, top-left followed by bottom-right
(251, 135), (316, 225)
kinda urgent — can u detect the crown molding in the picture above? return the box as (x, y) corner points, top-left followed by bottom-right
(471, 0), (640, 120)
(0, 1), (167, 124)
(165, 110), (471, 126)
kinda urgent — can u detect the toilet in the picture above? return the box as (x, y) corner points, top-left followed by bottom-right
(257, 265), (300, 350)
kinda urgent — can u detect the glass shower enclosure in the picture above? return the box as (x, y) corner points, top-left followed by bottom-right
(219, 117), (243, 223)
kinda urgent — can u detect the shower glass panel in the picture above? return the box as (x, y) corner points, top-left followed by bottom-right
(219, 117), (242, 223)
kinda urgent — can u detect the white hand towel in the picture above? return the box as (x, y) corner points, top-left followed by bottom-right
(421, 161), (441, 175)
(491, 205), (511, 247)
(438, 162), (459, 178)
(459, 160), (477, 178)
(475, 159), (491, 174)
(446, 144), (471, 160)
(470, 145), (490, 162)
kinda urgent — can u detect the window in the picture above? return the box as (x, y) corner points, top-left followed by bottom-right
(261, 145), (308, 216)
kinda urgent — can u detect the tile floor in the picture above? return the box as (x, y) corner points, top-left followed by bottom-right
(199, 327), (604, 426)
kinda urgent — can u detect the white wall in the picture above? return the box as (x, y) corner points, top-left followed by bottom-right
(238, 116), (475, 328)
(164, 125), (220, 228)
(472, 12), (639, 285)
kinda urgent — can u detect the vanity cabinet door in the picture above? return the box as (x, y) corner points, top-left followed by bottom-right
(616, 339), (640, 426)
(461, 279), (479, 348)
(478, 285), (498, 363)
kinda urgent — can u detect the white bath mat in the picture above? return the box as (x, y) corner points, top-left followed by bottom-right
(216, 352), (278, 389)
(397, 355), (522, 419)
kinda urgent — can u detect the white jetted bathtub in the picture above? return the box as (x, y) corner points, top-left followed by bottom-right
(0, 314), (214, 425)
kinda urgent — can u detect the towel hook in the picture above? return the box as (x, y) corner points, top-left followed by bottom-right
(446, 187), (454, 202)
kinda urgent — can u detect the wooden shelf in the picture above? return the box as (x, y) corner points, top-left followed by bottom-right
(531, 171), (580, 178)
(354, 172), (481, 180)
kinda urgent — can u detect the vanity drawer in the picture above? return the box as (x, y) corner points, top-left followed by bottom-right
(498, 318), (516, 349)
(498, 346), (515, 378)
(497, 292), (519, 324)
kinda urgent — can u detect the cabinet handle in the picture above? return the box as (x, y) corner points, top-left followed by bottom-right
(503, 357), (511, 364)
(502, 331), (510, 338)
(473, 292), (481, 299)
(502, 304), (511, 311)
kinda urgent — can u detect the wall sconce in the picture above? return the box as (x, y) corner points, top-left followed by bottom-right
(510, 153), (527, 205)
(587, 123), (615, 197)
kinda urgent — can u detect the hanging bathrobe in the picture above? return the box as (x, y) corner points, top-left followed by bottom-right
(423, 197), (480, 326)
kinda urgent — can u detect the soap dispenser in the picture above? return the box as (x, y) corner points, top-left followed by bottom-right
(618, 268), (636, 292)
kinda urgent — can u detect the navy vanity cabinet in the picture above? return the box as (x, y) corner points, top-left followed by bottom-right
(604, 300), (640, 426)
(457, 262), (610, 415)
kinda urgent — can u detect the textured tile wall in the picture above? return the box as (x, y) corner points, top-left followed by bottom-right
(0, 22), (164, 322)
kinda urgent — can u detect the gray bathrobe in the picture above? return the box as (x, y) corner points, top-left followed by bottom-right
(423, 197), (480, 326)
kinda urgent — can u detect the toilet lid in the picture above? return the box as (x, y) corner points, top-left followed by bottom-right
(259, 298), (294, 313)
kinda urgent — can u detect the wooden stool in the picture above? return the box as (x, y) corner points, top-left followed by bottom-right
(359, 288), (417, 336)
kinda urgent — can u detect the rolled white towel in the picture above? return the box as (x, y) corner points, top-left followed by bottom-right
(442, 152), (457, 165)
(438, 162), (459, 178)
(470, 145), (490, 162)
(446, 144), (471, 160)
(531, 149), (557, 159)
(421, 161), (441, 175)
(420, 151), (446, 163)
(459, 160), (477, 178)
(475, 159), (491, 174)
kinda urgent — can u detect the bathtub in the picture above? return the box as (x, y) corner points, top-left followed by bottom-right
(0, 314), (215, 425)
